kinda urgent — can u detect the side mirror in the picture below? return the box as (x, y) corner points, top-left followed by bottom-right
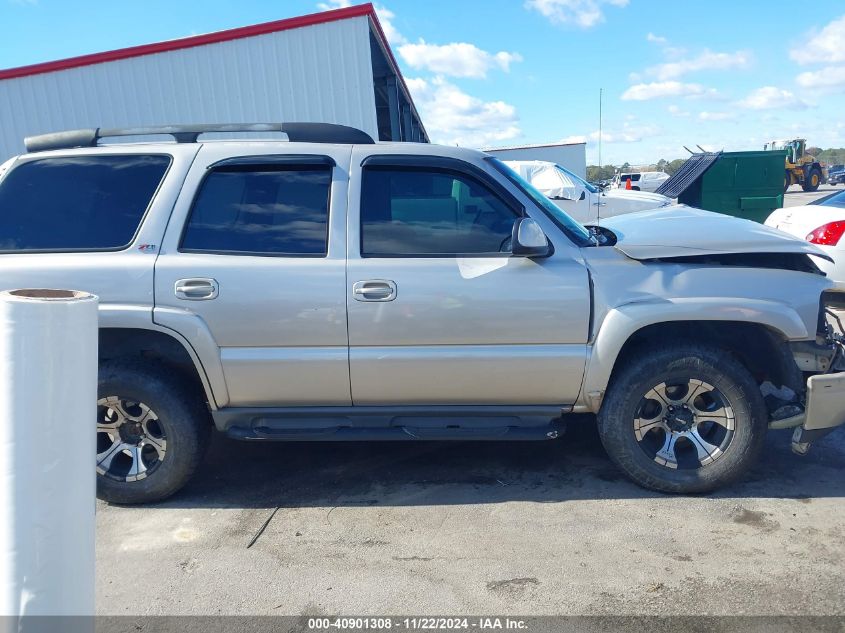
(579, 191), (586, 201)
(511, 217), (551, 258)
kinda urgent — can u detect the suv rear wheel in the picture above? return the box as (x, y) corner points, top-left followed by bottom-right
(597, 345), (767, 493)
(97, 361), (211, 504)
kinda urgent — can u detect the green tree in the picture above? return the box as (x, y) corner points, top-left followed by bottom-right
(818, 148), (845, 165)
(586, 164), (617, 182)
(665, 158), (687, 176)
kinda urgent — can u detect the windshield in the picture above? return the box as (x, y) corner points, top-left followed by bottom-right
(487, 157), (593, 247)
(555, 165), (598, 193)
(812, 190), (845, 208)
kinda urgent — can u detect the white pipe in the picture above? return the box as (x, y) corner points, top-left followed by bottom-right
(0, 289), (98, 630)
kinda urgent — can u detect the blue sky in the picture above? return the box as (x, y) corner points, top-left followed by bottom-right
(2, 0), (844, 164)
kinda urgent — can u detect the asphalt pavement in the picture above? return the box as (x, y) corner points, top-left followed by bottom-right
(783, 184), (839, 207)
(96, 421), (845, 616)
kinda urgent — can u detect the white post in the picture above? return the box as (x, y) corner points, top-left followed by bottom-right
(0, 289), (98, 632)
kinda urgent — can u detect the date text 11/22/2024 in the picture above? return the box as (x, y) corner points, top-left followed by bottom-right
(307, 617), (529, 630)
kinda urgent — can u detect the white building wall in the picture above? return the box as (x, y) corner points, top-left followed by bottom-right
(0, 16), (378, 159)
(485, 144), (587, 179)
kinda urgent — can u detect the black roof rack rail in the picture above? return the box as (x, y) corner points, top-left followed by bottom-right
(24, 122), (375, 153)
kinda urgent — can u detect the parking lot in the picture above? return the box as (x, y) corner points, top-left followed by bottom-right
(784, 184), (839, 207)
(96, 186), (845, 618)
(96, 422), (845, 616)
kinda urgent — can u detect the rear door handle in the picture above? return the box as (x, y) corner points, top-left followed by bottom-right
(175, 278), (219, 300)
(352, 280), (397, 302)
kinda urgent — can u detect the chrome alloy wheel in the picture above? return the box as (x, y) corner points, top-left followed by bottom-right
(97, 396), (167, 482)
(632, 379), (735, 470)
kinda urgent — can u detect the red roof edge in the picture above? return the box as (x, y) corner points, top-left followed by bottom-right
(0, 3), (376, 81)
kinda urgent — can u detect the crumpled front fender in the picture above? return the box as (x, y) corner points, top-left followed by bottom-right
(579, 297), (811, 411)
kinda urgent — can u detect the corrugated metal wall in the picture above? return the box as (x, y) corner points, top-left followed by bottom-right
(0, 16), (379, 159)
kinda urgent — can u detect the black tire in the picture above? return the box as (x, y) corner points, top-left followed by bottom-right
(97, 360), (211, 504)
(597, 345), (768, 494)
(802, 167), (821, 192)
(784, 171), (792, 193)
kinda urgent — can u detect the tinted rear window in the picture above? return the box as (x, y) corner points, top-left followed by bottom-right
(0, 155), (170, 251)
(180, 165), (331, 256)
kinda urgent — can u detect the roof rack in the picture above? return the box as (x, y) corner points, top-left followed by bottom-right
(23, 122), (375, 153)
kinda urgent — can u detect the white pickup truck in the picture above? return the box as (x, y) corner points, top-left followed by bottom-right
(504, 160), (671, 224)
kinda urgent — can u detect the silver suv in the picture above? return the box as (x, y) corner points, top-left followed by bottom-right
(2, 123), (844, 504)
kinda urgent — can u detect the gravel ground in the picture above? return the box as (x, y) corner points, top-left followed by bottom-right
(96, 421), (845, 617)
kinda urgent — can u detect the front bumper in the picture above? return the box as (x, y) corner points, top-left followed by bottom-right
(793, 371), (845, 445)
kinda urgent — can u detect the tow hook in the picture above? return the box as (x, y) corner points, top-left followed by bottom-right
(791, 427), (811, 456)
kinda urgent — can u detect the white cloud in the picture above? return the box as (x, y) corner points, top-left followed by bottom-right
(559, 135), (588, 144)
(561, 124), (659, 146)
(372, 4), (405, 45)
(398, 41), (522, 79)
(406, 77), (520, 147)
(698, 111), (736, 121)
(790, 15), (845, 64)
(648, 49), (751, 80)
(525, 0), (629, 28)
(316, 0), (352, 9)
(737, 86), (809, 111)
(317, 1), (405, 44)
(796, 66), (845, 93)
(591, 125), (658, 143)
(667, 104), (690, 117)
(646, 32), (667, 45)
(621, 81), (713, 101)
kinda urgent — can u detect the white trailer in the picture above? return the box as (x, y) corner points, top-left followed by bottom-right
(484, 141), (588, 179)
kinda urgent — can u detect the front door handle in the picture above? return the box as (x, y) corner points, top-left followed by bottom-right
(175, 278), (219, 300)
(352, 280), (397, 302)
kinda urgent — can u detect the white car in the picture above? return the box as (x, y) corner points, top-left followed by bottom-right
(765, 189), (845, 281)
(613, 171), (670, 193)
(503, 160), (671, 224)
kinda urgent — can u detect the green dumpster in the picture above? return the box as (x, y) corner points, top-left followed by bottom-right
(656, 150), (786, 223)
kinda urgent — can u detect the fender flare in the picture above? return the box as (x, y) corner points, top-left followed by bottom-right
(579, 298), (809, 411)
(99, 304), (228, 409)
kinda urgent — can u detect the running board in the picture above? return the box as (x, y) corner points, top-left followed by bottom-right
(214, 405), (569, 442)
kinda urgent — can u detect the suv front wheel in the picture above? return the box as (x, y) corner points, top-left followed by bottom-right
(597, 345), (768, 493)
(97, 361), (211, 504)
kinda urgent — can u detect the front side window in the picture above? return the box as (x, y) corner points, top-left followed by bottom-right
(361, 167), (518, 256)
(181, 165), (331, 256)
(487, 158), (593, 247)
(0, 154), (170, 251)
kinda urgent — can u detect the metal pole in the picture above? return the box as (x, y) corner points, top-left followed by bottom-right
(598, 87), (603, 170)
(598, 87), (603, 226)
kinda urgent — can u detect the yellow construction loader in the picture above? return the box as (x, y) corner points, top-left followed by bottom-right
(764, 138), (827, 192)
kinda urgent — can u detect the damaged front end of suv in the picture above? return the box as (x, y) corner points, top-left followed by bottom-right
(787, 290), (845, 453)
(582, 206), (845, 461)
